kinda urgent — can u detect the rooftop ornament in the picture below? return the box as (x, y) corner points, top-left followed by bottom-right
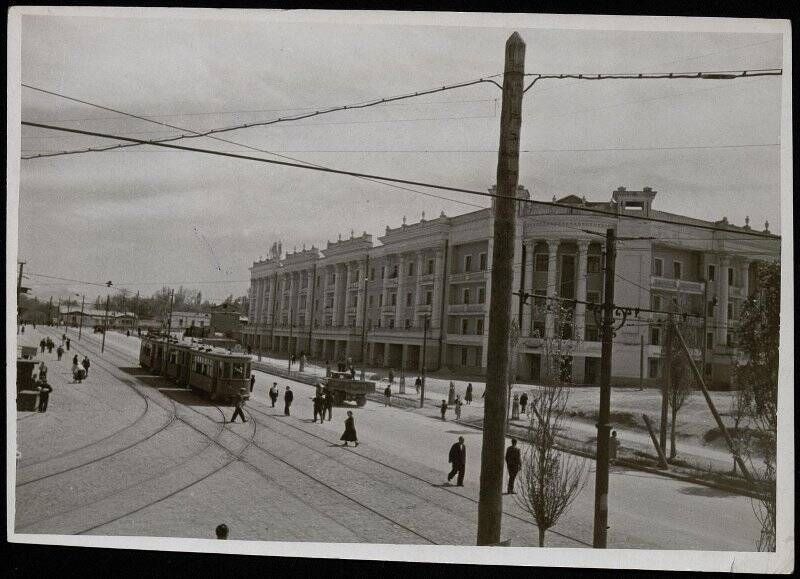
(764, 220), (770, 233)
(421, 211), (426, 221)
(402, 215), (407, 226)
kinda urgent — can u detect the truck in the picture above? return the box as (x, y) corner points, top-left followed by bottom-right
(324, 371), (376, 407)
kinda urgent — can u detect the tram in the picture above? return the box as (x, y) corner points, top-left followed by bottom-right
(139, 334), (251, 405)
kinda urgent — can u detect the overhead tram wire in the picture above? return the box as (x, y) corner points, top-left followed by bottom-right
(19, 120), (782, 242)
(21, 85), (487, 211)
(20, 75), (503, 160)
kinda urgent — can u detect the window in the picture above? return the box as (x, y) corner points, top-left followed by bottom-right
(533, 289), (547, 309)
(706, 332), (714, 349)
(587, 290), (601, 305)
(331, 273), (336, 285)
(408, 262), (414, 276)
(369, 295), (373, 307)
(464, 255), (473, 273)
(652, 295), (663, 311)
(298, 315), (305, 327)
(381, 267), (385, 279)
(427, 259), (435, 275)
(653, 258), (663, 277)
(405, 319), (411, 329)
(391, 293), (397, 306)
(650, 327), (661, 346)
(425, 290), (432, 305)
(727, 302), (734, 319)
(707, 300), (715, 317)
(704, 363), (712, 377)
(648, 358), (660, 379)
(461, 318), (469, 334)
(533, 321), (546, 338)
(377, 318), (381, 328)
(585, 325), (599, 341)
(463, 289), (471, 304)
(389, 318), (395, 329)
(707, 264), (715, 281)
(370, 268), (375, 281)
(392, 265), (398, 278)
(232, 364), (245, 379)
(726, 332), (734, 347)
(406, 292), (412, 306)
(587, 255), (601, 274)
(478, 287), (486, 304)
(317, 276), (321, 287)
(352, 296), (358, 309)
(673, 261), (682, 280)
(476, 318), (484, 335)
(200, 321), (205, 327)
(461, 348), (469, 366)
(379, 294), (383, 307)
(535, 254), (549, 272)
(479, 253), (487, 270)
(728, 267), (735, 286)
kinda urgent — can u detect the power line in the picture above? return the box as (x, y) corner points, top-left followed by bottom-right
(20, 120), (782, 241)
(21, 76), (502, 159)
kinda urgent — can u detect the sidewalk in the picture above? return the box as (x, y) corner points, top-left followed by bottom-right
(247, 350), (748, 483)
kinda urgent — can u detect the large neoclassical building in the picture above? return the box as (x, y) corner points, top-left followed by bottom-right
(242, 186), (779, 389)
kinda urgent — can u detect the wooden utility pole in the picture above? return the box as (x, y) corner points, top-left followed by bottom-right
(420, 314), (429, 408)
(47, 296), (53, 326)
(360, 254), (370, 380)
(134, 290), (140, 331)
(660, 315), (673, 456)
(78, 295), (85, 340)
(476, 31), (525, 547)
(592, 227), (616, 548)
(101, 294), (111, 353)
(639, 334), (645, 390)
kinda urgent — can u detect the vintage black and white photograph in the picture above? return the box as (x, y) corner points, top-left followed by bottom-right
(6, 7), (793, 573)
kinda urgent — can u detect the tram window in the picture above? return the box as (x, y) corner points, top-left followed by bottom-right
(232, 364), (245, 379)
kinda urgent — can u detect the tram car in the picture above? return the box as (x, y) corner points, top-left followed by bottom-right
(139, 335), (251, 405)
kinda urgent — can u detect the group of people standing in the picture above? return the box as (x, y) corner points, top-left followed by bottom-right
(31, 332), (85, 413)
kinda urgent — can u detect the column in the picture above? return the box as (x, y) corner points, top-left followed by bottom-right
(304, 269), (314, 327)
(740, 258), (751, 299)
(332, 264), (344, 326)
(522, 241), (535, 336)
(414, 251), (424, 306)
(355, 258), (367, 327)
(715, 256), (730, 348)
(431, 251), (444, 329)
(382, 256), (392, 322)
(545, 239), (560, 338)
(574, 240), (589, 341)
(396, 255), (406, 327)
(480, 237), (494, 368)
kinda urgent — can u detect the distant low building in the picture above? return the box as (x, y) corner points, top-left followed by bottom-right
(59, 305), (137, 329)
(170, 311), (211, 331)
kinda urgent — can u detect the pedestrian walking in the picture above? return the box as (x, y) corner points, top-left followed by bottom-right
(39, 339), (46, 354)
(126, 330), (130, 337)
(439, 399), (448, 420)
(284, 386), (294, 416)
(215, 524), (229, 540)
(519, 391), (528, 415)
(446, 436), (466, 486)
(384, 385), (392, 407)
(21, 325), (25, 334)
(610, 430), (621, 463)
(37, 382), (53, 412)
(230, 388), (248, 423)
(312, 392), (324, 423)
(66, 338), (71, 351)
(388, 369), (394, 384)
(324, 388), (334, 421)
(448, 381), (456, 404)
(56, 345), (64, 361)
(47, 339), (53, 354)
(72, 362), (83, 383)
(81, 356), (91, 376)
(62, 333), (67, 342)
(38, 361), (48, 383)
(249, 374), (256, 393)
(72, 354), (79, 366)
(454, 395), (463, 420)
(505, 438), (522, 494)
(465, 383), (473, 405)
(414, 376), (422, 394)
(269, 382), (279, 407)
(340, 411), (358, 447)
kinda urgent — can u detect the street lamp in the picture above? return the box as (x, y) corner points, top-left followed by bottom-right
(101, 281), (112, 353)
(420, 314), (430, 408)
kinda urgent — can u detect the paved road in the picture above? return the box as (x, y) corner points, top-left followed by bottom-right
(15, 328), (761, 550)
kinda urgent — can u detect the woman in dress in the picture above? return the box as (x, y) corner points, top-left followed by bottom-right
(340, 411), (358, 447)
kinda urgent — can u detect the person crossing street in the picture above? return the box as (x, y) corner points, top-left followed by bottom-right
(446, 436), (466, 486)
(505, 438), (522, 494)
(37, 382), (53, 413)
(230, 387), (248, 423)
(269, 382), (279, 407)
(81, 356), (91, 377)
(284, 386), (294, 416)
(324, 387), (334, 421)
(340, 411), (358, 447)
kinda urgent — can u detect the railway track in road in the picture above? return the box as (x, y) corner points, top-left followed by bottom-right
(30, 331), (438, 543)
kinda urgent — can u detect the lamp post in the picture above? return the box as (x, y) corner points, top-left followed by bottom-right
(77, 294), (85, 340)
(420, 314), (429, 408)
(101, 281), (112, 353)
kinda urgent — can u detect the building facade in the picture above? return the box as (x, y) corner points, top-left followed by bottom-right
(242, 186), (779, 389)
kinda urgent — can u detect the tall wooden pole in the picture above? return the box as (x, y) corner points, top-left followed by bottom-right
(476, 31), (525, 546)
(101, 294), (110, 353)
(660, 315), (673, 456)
(592, 227), (616, 548)
(78, 295), (85, 340)
(420, 315), (429, 408)
(360, 254), (370, 380)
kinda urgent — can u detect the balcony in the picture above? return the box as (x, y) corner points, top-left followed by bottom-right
(348, 281), (360, 291)
(448, 303), (487, 315)
(728, 286), (744, 299)
(414, 304), (433, 314)
(384, 278), (399, 288)
(417, 273), (435, 284)
(650, 276), (705, 294)
(381, 304), (396, 314)
(449, 270), (488, 284)
(371, 326), (432, 340)
(446, 333), (484, 345)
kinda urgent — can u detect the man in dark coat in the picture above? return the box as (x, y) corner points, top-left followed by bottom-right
(269, 382), (279, 407)
(72, 354), (79, 366)
(40, 339), (46, 354)
(312, 393), (324, 423)
(81, 356), (91, 376)
(447, 436), (466, 486)
(519, 392), (529, 415)
(66, 338), (71, 351)
(56, 345), (64, 361)
(38, 382), (53, 412)
(340, 411), (358, 447)
(384, 385), (392, 407)
(230, 388), (247, 423)
(505, 438), (522, 494)
(414, 376), (422, 394)
(249, 374), (256, 393)
(324, 388), (334, 421)
(284, 386), (294, 416)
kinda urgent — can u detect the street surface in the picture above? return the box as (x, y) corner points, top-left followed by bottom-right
(15, 328), (762, 550)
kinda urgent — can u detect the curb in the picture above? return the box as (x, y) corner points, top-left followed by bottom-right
(250, 361), (764, 500)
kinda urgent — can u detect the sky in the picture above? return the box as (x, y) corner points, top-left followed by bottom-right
(13, 10), (785, 305)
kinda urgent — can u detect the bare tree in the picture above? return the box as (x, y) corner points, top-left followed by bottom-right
(515, 380), (588, 546)
(516, 300), (588, 547)
(666, 294), (699, 460)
